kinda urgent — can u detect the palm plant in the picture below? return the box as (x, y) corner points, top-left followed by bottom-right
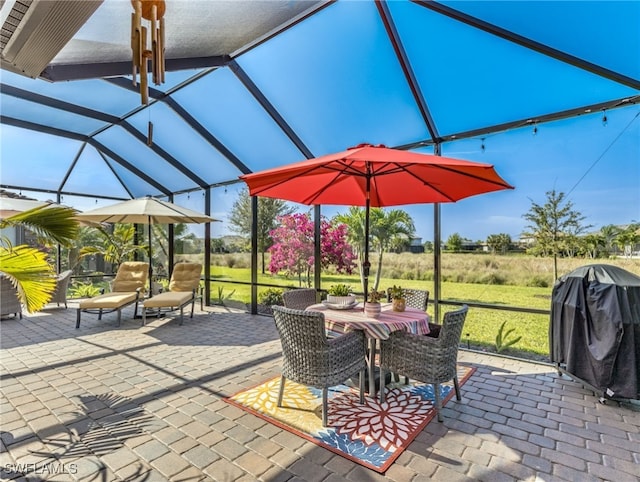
(334, 207), (415, 294)
(599, 224), (620, 256)
(0, 205), (79, 312)
(79, 224), (146, 269)
(615, 223), (640, 258)
(370, 209), (414, 290)
(334, 206), (367, 287)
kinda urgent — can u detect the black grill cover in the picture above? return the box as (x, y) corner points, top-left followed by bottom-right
(550, 264), (640, 399)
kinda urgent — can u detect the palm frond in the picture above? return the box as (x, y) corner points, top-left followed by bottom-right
(0, 245), (56, 312)
(0, 206), (79, 246)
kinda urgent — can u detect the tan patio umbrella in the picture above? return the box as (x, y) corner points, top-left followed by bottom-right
(76, 196), (219, 289)
(0, 197), (57, 219)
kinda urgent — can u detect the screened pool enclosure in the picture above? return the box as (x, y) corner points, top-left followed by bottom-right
(1, 1), (638, 325)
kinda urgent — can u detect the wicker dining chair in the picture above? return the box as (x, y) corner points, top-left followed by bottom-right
(272, 305), (367, 426)
(282, 288), (317, 310)
(385, 287), (430, 382)
(386, 287), (429, 311)
(379, 305), (468, 421)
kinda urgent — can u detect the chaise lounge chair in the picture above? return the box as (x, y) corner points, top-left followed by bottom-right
(140, 262), (202, 326)
(76, 261), (149, 328)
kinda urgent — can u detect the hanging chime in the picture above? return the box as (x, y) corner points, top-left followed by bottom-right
(131, 0), (166, 105)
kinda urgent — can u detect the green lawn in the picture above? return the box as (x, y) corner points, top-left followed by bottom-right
(208, 266), (553, 361)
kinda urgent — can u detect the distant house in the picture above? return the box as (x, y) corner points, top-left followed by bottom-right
(0, 190), (34, 245)
(407, 237), (424, 254)
(461, 240), (483, 252)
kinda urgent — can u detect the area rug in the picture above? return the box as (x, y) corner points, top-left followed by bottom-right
(225, 364), (475, 473)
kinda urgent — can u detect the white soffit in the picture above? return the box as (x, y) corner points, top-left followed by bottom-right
(0, 0), (103, 77)
(51, 0), (326, 65)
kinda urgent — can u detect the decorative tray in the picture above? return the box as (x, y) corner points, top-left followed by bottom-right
(322, 300), (359, 310)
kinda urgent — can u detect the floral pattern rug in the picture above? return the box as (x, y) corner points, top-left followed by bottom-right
(225, 365), (475, 473)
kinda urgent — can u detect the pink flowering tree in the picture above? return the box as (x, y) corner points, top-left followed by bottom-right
(268, 213), (356, 287)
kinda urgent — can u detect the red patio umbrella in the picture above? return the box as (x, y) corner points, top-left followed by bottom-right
(240, 143), (514, 298)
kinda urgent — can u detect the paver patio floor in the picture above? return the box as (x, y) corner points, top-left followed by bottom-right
(1, 304), (638, 481)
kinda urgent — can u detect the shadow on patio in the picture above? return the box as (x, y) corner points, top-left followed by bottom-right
(1, 306), (638, 481)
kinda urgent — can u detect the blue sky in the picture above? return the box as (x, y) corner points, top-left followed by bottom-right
(1, 1), (638, 244)
(213, 104), (639, 244)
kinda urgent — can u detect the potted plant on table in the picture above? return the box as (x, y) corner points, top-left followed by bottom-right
(364, 288), (384, 318)
(326, 283), (356, 306)
(389, 285), (406, 312)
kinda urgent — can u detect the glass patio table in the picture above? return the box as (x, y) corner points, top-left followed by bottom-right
(306, 302), (430, 395)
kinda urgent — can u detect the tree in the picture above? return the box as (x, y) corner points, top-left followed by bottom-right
(522, 189), (590, 280)
(599, 224), (621, 256)
(369, 209), (415, 290)
(80, 224), (146, 270)
(61, 225), (104, 273)
(268, 213), (356, 287)
(580, 233), (605, 259)
(334, 207), (415, 293)
(615, 223), (640, 258)
(486, 233), (512, 254)
(228, 187), (295, 273)
(446, 233), (464, 252)
(0, 205), (79, 312)
(210, 238), (226, 253)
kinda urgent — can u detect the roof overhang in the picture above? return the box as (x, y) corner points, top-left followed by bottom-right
(0, 0), (329, 81)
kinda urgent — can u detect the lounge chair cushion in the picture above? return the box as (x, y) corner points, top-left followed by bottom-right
(79, 292), (139, 309)
(143, 291), (192, 308)
(168, 263), (201, 292)
(112, 261), (149, 292)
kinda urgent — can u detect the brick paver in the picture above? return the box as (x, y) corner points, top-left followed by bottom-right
(1, 304), (638, 481)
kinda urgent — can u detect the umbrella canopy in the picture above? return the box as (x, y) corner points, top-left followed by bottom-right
(0, 197), (55, 219)
(76, 196), (218, 289)
(240, 143), (514, 298)
(76, 197), (215, 225)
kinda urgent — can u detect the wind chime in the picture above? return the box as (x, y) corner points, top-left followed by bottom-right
(131, 0), (166, 106)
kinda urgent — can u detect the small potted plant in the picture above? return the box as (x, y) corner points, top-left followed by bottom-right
(364, 288), (384, 318)
(389, 285), (406, 312)
(326, 283), (356, 306)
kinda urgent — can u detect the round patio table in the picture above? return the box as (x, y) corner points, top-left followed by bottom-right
(307, 302), (430, 395)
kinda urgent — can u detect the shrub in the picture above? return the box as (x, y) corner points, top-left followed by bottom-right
(484, 258), (500, 269)
(421, 271), (434, 281)
(527, 276), (549, 288)
(215, 286), (236, 305)
(480, 273), (507, 285)
(224, 255), (237, 268)
(258, 288), (284, 306)
(401, 270), (415, 280)
(69, 282), (102, 298)
(495, 320), (522, 353)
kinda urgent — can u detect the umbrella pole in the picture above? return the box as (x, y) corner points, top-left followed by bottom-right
(363, 170), (371, 304)
(148, 221), (153, 298)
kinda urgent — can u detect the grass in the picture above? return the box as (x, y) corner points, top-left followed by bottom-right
(208, 269), (551, 360)
(190, 252), (640, 362)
